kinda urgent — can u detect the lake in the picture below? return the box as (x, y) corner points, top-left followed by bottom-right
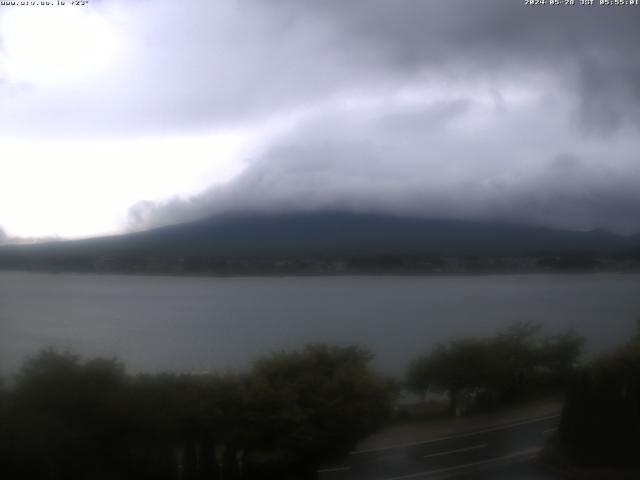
(1, 271), (639, 376)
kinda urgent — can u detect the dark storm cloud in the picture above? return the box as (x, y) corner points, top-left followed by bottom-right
(501, 159), (640, 233)
(4, 0), (638, 136)
(273, 0), (640, 130)
(131, 143), (640, 235)
(130, 87), (640, 234)
(3, 1), (640, 234)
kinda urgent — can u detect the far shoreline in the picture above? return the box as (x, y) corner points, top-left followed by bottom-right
(0, 267), (638, 280)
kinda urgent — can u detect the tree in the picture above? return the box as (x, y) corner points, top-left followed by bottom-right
(539, 329), (585, 385)
(407, 339), (495, 416)
(406, 355), (432, 402)
(489, 322), (542, 401)
(560, 332), (640, 468)
(0, 373), (9, 470)
(430, 339), (495, 415)
(407, 323), (585, 416)
(9, 349), (129, 479)
(245, 344), (394, 478)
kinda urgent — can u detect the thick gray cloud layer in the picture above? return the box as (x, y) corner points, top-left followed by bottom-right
(4, 0), (639, 135)
(3, 1), (640, 235)
(129, 95), (640, 234)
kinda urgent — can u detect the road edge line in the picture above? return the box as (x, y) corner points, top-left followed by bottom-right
(350, 413), (560, 455)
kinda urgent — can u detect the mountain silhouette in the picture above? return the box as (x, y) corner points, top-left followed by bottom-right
(0, 211), (638, 272)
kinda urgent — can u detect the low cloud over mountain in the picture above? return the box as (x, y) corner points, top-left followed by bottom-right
(2, 1), (640, 237)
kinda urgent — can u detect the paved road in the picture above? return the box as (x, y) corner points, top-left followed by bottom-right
(318, 415), (563, 480)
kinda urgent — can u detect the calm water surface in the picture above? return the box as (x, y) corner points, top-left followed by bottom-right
(1, 271), (639, 376)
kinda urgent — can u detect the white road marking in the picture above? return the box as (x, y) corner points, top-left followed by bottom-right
(351, 414), (560, 455)
(317, 466), (352, 473)
(423, 443), (487, 459)
(380, 447), (542, 480)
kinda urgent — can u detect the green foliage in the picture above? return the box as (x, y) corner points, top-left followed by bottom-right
(7, 350), (129, 479)
(0, 374), (8, 469)
(539, 330), (585, 382)
(406, 354), (433, 400)
(560, 325), (640, 468)
(406, 323), (584, 415)
(122, 372), (251, 479)
(489, 322), (543, 400)
(246, 345), (393, 476)
(1, 345), (394, 480)
(426, 339), (493, 413)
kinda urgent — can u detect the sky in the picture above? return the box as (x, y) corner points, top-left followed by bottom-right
(1, 0), (640, 242)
